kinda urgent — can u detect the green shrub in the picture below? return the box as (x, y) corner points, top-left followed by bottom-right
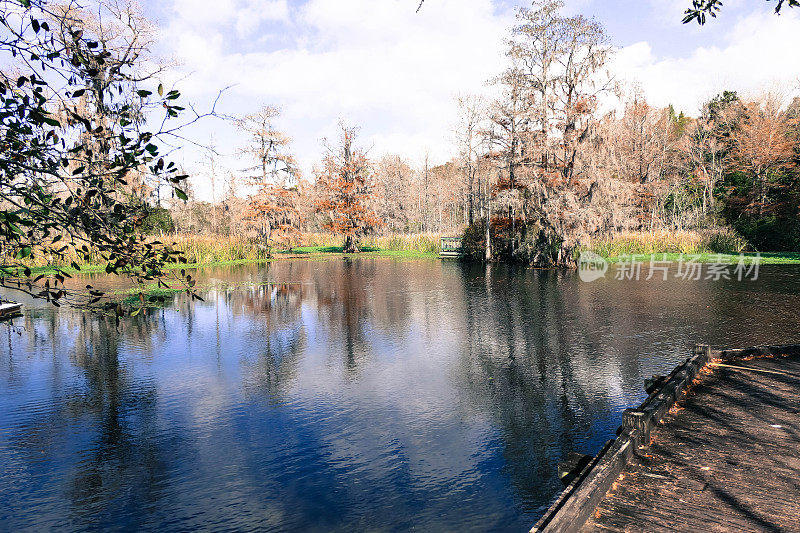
(703, 227), (750, 254)
(732, 216), (800, 252)
(139, 207), (175, 235)
(461, 221), (487, 261)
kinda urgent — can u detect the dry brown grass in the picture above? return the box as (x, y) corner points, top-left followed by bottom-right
(588, 228), (749, 257)
(3, 232), (444, 269)
(298, 232), (441, 253)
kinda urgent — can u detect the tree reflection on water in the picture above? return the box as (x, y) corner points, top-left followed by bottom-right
(2, 259), (800, 531)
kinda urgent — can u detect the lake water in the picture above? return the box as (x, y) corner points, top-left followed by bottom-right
(2, 258), (800, 532)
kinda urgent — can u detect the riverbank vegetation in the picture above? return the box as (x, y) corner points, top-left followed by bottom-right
(10, 229), (800, 277)
(3, 233), (441, 270)
(585, 229), (749, 258)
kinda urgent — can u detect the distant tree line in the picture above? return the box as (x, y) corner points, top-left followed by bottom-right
(132, 0), (800, 265)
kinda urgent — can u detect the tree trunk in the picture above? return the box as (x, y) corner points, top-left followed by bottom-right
(758, 171), (766, 217)
(485, 199), (492, 262)
(263, 221), (272, 258)
(343, 234), (359, 253)
(468, 166), (475, 226)
(510, 205), (515, 257)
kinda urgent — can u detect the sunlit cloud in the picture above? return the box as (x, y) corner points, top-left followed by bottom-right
(153, 0), (800, 200)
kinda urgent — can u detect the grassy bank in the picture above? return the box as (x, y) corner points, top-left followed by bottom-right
(601, 252), (800, 264)
(162, 233), (441, 263)
(283, 245), (436, 259)
(7, 230), (800, 277)
(297, 233), (441, 254)
(159, 231), (800, 265)
(3, 233), (442, 275)
(13, 252), (437, 278)
(586, 229), (749, 257)
(585, 230), (800, 264)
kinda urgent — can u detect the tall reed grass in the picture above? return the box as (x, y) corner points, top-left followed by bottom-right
(1, 245), (103, 268)
(2, 233), (444, 269)
(171, 233), (443, 260)
(4, 228), (752, 270)
(1, 235), (270, 269)
(298, 233), (441, 254)
(587, 228), (750, 257)
(167, 234), (268, 264)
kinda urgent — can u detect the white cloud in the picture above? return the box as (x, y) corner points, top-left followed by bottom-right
(158, 0), (800, 201)
(161, 0), (514, 198)
(171, 0), (289, 36)
(613, 9), (800, 114)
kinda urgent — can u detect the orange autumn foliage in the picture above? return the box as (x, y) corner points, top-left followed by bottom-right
(314, 126), (381, 253)
(729, 98), (798, 216)
(238, 106), (302, 252)
(246, 183), (300, 248)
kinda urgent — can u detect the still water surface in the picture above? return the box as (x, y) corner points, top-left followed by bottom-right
(2, 258), (800, 532)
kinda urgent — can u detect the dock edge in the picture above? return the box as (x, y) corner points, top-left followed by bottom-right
(531, 342), (800, 533)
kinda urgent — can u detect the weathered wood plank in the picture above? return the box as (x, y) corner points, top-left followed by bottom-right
(582, 350), (800, 533)
(532, 344), (714, 532)
(533, 343), (800, 533)
(0, 302), (22, 318)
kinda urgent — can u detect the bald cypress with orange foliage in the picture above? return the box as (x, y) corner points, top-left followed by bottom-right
(314, 126), (381, 253)
(238, 106), (301, 254)
(728, 97), (797, 217)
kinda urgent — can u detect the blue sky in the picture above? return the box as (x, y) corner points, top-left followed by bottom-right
(140, 0), (800, 200)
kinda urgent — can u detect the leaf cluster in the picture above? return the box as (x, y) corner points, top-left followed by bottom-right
(0, 0), (198, 311)
(683, 0), (799, 24)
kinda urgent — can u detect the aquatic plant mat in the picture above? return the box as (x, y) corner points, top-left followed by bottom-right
(533, 344), (800, 533)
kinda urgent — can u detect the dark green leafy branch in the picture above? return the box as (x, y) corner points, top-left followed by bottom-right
(0, 0), (213, 312)
(417, 0), (798, 24)
(683, 0), (799, 24)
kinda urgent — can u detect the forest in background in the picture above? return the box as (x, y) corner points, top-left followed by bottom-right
(155, 88), (800, 260)
(134, 0), (800, 265)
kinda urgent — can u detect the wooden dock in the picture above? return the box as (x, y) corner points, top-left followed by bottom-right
(439, 237), (463, 258)
(533, 344), (800, 533)
(0, 302), (22, 319)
